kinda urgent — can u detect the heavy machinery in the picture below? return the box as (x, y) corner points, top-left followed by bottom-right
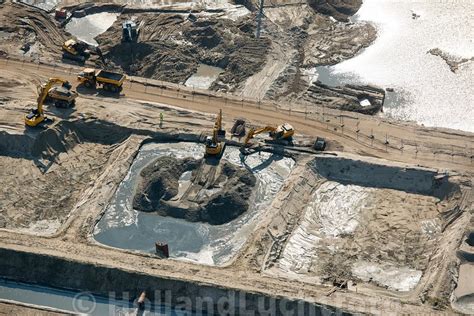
(77, 68), (125, 93)
(46, 83), (78, 108)
(122, 20), (139, 42)
(25, 78), (72, 127)
(230, 118), (246, 138)
(205, 109), (226, 157)
(62, 39), (91, 63)
(242, 123), (294, 148)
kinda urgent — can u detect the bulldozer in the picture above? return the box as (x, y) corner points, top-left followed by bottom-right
(242, 123), (294, 150)
(205, 109), (226, 157)
(25, 78), (72, 127)
(62, 39), (91, 63)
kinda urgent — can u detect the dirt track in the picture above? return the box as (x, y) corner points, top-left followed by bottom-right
(2, 58), (472, 172)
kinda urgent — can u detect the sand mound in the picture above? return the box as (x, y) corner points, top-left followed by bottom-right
(133, 156), (257, 225)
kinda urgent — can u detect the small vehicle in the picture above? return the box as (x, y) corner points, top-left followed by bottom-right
(313, 137), (326, 151)
(77, 68), (125, 93)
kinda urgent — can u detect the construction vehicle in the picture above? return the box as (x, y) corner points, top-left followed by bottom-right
(62, 39), (91, 63)
(45, 83), (78, 108)
(25, 78), (71, 127)
(230, 118), (246, 138)
(122, 20), (139, 42)
(205, 109), (226, 157)
(77, 68), (125, 93)
(242, 123), (295, 148)
(313, 137), (326, 151)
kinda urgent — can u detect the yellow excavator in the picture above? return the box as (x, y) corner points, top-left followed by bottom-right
(205, 109), (226, 157)
(242, 123), (295, 148)
(62, 39), (91, 63)
(25, 78), (71, 127)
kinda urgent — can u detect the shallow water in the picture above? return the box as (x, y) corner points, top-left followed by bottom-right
(94, 142), (294, 266)
(322, 0), (474, 132)
(185, 64), (224, 90)
(65, 12), (119, 46)
(0, 279), (195, 315)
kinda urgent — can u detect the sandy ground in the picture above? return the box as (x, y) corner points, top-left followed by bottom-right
(0, 0), (382, 114)
(0, 59), (472, 314)
(0, 0), (473, 309)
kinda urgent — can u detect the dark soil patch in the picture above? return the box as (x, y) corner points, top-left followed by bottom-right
(133, 156), (257, 225)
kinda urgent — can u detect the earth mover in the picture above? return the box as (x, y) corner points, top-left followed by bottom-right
(62, 39), (91, 63)
(77, 68), (125, 93)
(241, 123), (294, 153)
(122, 20), (139, 42)
(205, 109), (226, 157)
(25, 78), (72, 127)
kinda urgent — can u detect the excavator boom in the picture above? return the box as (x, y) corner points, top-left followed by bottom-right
(242, 123), (294, 147)
(205, 109), (226, 157)
(25, 78), (70, 127)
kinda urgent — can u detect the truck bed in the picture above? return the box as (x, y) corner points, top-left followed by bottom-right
(96, 70), (125, 83)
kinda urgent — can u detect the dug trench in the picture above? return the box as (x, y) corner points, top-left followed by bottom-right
(133, 156), (257, 225)
(0, 247), (348, 315)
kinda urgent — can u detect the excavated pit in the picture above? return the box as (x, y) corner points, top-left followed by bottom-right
(94, 142), (295, 265)
(266, 155), (461, 292)
(133, 156), (257, 225)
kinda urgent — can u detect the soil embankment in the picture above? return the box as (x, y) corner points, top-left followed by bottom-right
(311, 155), (458, 198)
(0, 119), (148, 232)
(133, 156), (257, 225)
(308, 0), (363, 21)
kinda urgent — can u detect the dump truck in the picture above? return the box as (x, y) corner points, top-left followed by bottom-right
(46, 84), (78, 108)
(77, 68), (125, 93)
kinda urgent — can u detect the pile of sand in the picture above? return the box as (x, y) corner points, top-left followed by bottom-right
(133, 156), (257, 225)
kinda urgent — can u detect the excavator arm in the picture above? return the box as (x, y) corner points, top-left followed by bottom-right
(242, 124), (294, 147)
(37, 78), (70, 115)
(243, 126), (276, 146)
(205, 110), (226, 157)
(25, 78), (70, 127)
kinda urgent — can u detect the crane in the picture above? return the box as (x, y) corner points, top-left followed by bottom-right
(25, 78), (71, 127)
(205, 109), (226, 157)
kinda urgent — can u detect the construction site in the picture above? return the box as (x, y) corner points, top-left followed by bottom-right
(0, 0), (473, 315)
